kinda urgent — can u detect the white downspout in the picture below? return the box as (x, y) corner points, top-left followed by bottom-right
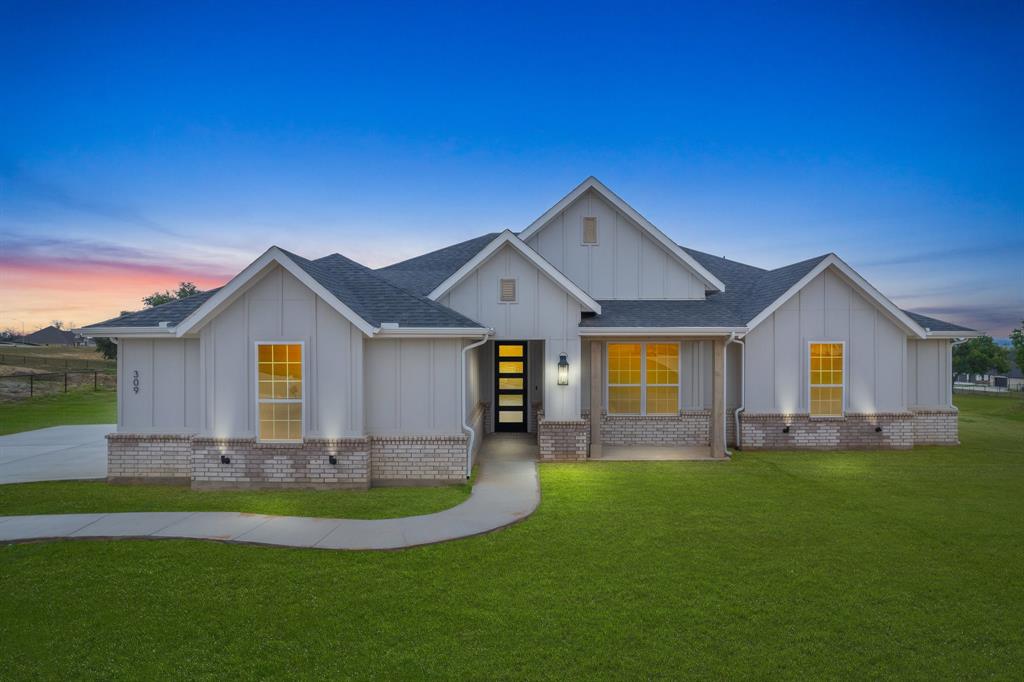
(733, 336), (745, 450)
(462, 331), (492, 478)
(723, 332), (737, 456)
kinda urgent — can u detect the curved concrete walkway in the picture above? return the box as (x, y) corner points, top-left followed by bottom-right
(0, 434), (539, 550)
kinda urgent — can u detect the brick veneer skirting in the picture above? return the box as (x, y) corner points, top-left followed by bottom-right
(107, 434), (191, 484)
(910, 408), (959, 445)
(537, 410), (589, 461)
(371, 435), (468, 484)
(739, 413), (914, 450)
(107, 433), (470, 488)
(191, 437), (371, 489)
(600, 410), (711, 447)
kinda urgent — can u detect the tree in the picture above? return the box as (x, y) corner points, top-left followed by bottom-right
(1010, 321), (1024, 371)
(143, 282), (201, 308)
(952, 336), (1009, 379)
(51, 319), (65, 330)
(94, 337), (117, 360)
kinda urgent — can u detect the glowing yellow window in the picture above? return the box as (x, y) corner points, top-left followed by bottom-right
(257, 343), (303, 441)
(607, 343), (642, 414)
(645, 344), (679, 415)
(809, 342), (844, 417)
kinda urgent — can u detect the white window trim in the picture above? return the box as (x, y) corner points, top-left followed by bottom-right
(807, 340), (845, 418)
(581, 216), (598, 246)
(498, 277), (518, 304)
(605, 342), (681, 416)
(254, 340), (306, 443)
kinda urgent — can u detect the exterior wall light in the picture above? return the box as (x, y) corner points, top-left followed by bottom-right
(782, 426), (790, 434)
(220, 455), (231, 464)
(329, 455), (338, 465)
(557, 353), (569, 386)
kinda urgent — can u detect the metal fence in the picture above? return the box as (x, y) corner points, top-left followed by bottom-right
(953, 383), (1024, 395)
(0, 352), (115, 371)
(0, 370), (116, 399)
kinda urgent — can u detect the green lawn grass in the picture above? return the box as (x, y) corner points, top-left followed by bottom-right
(0, 389), (116, 435)
(0, 480), (470, 519)
(1, 393), (1021, 678)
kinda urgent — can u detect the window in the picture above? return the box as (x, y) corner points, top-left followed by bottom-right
(499, 278), (517, 303)
(809, 342), (843, 417)
(607, 342), (680, 415)
(582, 216), (598, 244)
(257, 343), (303, 441)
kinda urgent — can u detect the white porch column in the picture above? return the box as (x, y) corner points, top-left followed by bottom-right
(589, 339), (602, 458)
(711, 338), (727, 457)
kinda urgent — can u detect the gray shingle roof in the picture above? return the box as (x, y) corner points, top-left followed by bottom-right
(375, 233), (499, 295)
(581, 252), (830, 328)
(286, 250), (484, 328)
(84, 249), (486, 332)
(901, 311), (975, 333)
(83, 288), (221, 329)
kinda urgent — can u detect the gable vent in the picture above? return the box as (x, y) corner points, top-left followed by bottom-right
(499, 278), (517, 303)
(582, 216), (598, 244)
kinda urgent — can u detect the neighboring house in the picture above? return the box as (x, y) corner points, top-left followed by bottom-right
(958, 360), (1024, 391)
(21, 325), (84, 346)
(80, 178), (980, 489)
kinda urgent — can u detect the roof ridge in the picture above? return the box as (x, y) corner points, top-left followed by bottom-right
(314, 251), (461, 308)
(377, 232), (500, 273)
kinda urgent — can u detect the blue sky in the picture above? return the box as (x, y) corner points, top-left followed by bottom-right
(1, 1), (1021, 335)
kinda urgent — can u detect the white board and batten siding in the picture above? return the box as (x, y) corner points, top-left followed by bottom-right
(363, 338), (463, 436)
(907, 340), (953, 409)
(118, 338), (200, 434)
(112, 264), (361, 440)
(525, 188), (706, 300)
(439, 243), (582, 420)
(743, 268), (909, 415)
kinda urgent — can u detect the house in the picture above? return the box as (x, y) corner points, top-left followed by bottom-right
(80, 177), (980, 489)
(958, 359), (1024, 391)
(21, 325), (84, 346)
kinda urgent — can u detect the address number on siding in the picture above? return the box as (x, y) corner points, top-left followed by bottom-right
(132, 370), (140, 394)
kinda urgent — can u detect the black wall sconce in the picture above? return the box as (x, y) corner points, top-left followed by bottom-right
(329, 455), (338, 465)
(557, 353), (569, 385)
(220, 455), (231, 464)
(782, 425), (790, 434)
(875, 426), (882, 433)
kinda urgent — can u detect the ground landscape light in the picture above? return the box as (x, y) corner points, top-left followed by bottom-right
(557, 353), (569, 385)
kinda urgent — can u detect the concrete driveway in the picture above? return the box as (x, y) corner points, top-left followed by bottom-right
(0, 425), (112, 484)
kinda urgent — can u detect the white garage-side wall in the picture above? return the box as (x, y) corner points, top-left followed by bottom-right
(118, 338), (200, 434)
(524, 188), (706, 300)
(907, 339), (953, 408)
(743, 267), (908, 414)
(197, 264), (365, 439)
(439, 243), (582, 420)
(364, 338), (462, 436)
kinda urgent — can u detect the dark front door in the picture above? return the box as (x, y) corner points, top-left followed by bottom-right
(495, 341), (527, 432)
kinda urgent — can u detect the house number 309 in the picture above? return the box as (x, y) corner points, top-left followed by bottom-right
(132, 370), (140, 394)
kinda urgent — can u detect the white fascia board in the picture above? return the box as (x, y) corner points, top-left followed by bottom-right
(174, 246), (378, 338)
(75, 327), (174, 338)
(579, 326), (746, 336)
(744, 254), (928, 339)
(374, 327), (492, 338)
(518, 176), (726, 293)
(926, 330), (984, 339)
(427, 230), (602, 314)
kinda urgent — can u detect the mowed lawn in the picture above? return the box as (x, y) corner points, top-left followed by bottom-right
(1, 394), (1022, 678)
(0, 389), (116, 435)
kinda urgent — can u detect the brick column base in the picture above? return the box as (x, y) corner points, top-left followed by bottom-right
(537, 410), (589, 461)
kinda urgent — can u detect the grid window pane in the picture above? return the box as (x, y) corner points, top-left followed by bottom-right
(646, 386), (679, 415)
(257, 343), (303, 441)
(608, 386), (641, 414)
(608, 344), (641, 386)
(646, 344), (679, 385)
(809, 343), (843, 416)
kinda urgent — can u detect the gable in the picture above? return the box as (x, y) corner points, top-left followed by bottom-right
(518, 177), (725, 294)
(524, 187), (707, 300)
(439, 242), (585, 339)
